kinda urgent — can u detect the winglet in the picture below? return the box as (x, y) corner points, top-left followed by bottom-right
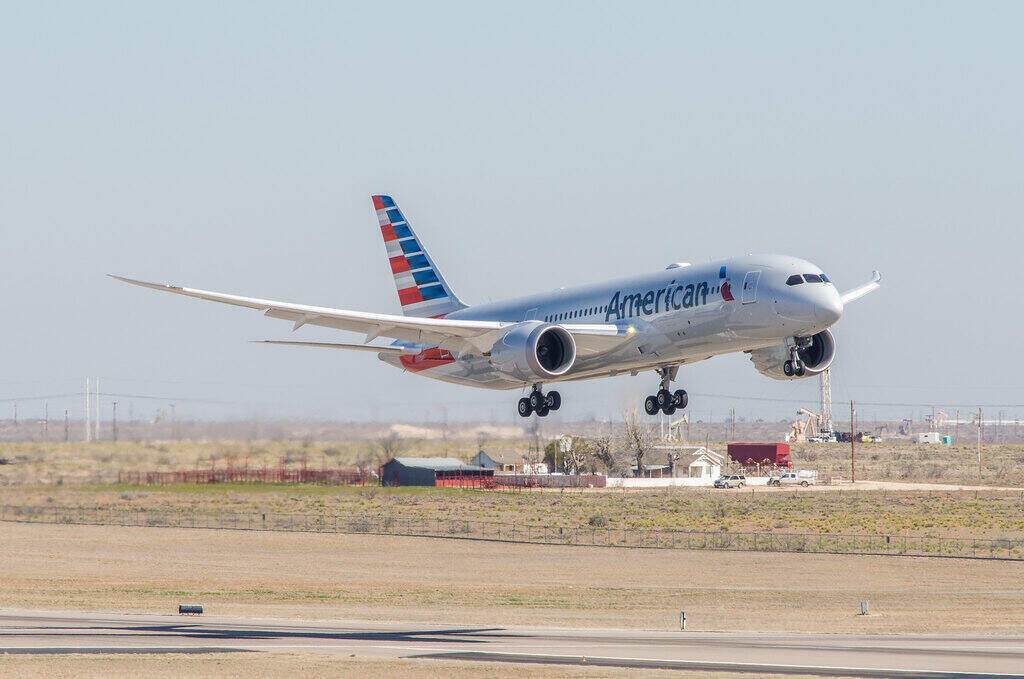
(108, 274), (183, 292)
(840, 270), (882, 304)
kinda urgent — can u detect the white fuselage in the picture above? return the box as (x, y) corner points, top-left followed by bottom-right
(379, 253), (844, 389)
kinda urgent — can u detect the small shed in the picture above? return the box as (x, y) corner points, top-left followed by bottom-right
(381, 457), (492, 487)
(469, 450), (527, 473)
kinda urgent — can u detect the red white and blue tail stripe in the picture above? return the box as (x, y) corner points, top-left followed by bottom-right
(372, 195), (467, 318)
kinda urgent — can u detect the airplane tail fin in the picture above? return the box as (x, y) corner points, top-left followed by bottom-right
(372, 195), (467, 318)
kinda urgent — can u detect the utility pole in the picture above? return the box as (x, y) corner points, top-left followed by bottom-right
(850, 400), (856, 484)
(13, 402), (17, 427)
(64, 409), (70, 442)
(84, 377), (90, 442)
(977, 407), (983, 481)
(112, 401), (118, 443)
(94, 378), (100, 441)
(955, 409), (959, 445)
(730, 407), (736, 442)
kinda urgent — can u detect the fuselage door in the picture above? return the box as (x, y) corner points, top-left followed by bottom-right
(524, 307), (540, 321)
(741, 271), (760, 305)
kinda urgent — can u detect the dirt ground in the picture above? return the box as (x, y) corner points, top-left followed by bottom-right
(2, 522), (1023, 635)
(0, 653), (839, 679)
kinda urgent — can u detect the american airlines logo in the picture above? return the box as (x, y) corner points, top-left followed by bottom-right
(605, 279), (732, 322)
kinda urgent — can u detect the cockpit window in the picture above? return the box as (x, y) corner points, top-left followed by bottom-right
(820, 273), (830, 283)
(803, 274), (822, 283)
(786, 275), (803, 286)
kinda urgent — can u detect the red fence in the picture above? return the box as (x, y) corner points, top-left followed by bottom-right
(494, 474), (607, 489)
(118, 467), (606, 490)
(434, 473), (496, 489)
(118, 467), (373, 486)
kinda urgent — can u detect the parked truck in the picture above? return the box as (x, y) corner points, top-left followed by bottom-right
(768, 470), (818, 487)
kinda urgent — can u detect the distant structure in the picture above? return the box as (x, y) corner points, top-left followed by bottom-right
(469, 450), (528, 473)
(820, 368), (833, 434)
(727, 443), (792, 469)
(380, 457), (492, 487)
(687, 447), (724, 480)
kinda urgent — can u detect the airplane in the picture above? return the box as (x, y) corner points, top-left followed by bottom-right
(111, 194), (881, 418)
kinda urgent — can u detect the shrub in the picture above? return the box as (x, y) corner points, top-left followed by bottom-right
(588, 515), (608, 528)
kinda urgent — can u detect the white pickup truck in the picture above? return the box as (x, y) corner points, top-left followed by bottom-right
(768, 470), (818, 487)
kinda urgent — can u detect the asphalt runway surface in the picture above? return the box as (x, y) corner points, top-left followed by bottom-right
(2, 610), (1023, 677)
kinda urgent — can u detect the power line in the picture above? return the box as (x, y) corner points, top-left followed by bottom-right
(1, 389), (1023, 413)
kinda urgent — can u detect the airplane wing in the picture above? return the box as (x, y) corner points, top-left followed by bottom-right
(252, 340), (419, 354)
(840, 270), (882, 304)
(110, 275), (630, 357)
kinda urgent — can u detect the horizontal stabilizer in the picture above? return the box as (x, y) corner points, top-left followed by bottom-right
(253, 340), (418, 354)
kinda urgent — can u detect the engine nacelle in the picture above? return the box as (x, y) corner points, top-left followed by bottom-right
(489, 321), (576, 382)
(748, 330), (836, 381)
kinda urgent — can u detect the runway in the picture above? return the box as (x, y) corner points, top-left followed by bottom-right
(2, 610), (1023, 677)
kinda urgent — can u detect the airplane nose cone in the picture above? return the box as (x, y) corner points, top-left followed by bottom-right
(816, 291), (843, 325)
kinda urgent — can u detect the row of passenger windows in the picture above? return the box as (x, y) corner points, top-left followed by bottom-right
(545, 306), (608, 323)
(786, 273), (831, 286)
(542, 283), (725, 323)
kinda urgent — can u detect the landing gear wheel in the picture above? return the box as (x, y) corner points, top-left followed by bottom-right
(673, 389), (688, 409)
(547, 391), (561, 411)
(783, 360), (794, 377)
(656, 389), (671, 407)
(529, 391), (544, 410)
(517, 398), (532, 418)
(536, 406), (550, 417)
(644, 395), (659, 416)
(662, 404), (677, 416)
(794, 364), (806, 377)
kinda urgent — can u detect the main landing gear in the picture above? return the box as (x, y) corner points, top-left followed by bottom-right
(518, 384), (561, 418)
(644, 367), (688, 416)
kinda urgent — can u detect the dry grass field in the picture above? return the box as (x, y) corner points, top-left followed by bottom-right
(3, 522), (1024, 634)
(2, 436), (1024, 486)
(4, 482), (1024, 539)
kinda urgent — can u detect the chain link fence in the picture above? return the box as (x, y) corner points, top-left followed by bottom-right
(2, 504), (1021, 560)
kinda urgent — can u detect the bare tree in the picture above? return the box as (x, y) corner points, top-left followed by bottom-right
(589, 435), (632, 476)
(526, 417), (543, 462)
(590, 435), (615, 472)
(665, 447), (681, 477)
(623, 409), (653, 477)
(562, 437), (590, 475)
(374, 431), (404, 463)
(544, 435), (590, 474)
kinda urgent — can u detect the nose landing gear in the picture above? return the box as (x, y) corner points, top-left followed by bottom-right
(518, 384), (561, 418)
(644, 367), (688, 416)
(783, 339), (808, 377)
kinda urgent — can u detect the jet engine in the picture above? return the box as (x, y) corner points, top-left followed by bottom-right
(489, 321), (576, 382)
(747, 329), (835, 381)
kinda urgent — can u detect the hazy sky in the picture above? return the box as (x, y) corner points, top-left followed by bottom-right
(3, 2), (1023, 424)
